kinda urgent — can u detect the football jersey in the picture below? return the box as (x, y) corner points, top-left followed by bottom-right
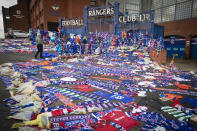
(101, 110), (139, 130)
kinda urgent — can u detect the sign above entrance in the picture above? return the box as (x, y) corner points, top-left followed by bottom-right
(119, 14), (150, 23)
(59, 2), (157, 35)
(88, 7), (114, 17)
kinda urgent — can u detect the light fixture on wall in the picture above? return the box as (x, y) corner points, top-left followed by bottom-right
(52, 4), (59, 11)
(51, 4), (60, 17)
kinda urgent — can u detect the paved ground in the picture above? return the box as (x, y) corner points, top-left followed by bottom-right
(168, 58), (197, 72)
(0, 52), (36, 131)
(0, 51), (197, 131)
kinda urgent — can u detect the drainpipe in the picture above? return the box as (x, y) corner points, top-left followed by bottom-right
(184, 34), (192, 59)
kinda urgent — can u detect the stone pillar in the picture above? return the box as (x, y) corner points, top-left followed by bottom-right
(184, 35), (191, 59)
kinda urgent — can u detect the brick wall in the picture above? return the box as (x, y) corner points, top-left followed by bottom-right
(42, 0), (67, 30)
(71, 0), (90, 18)
(158, 17), (197, 59)
(9, 0), (29, 32)
(158, 17), (197, 37)
(30, 0), (91, 30)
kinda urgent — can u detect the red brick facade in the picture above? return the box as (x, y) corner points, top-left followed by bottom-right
(30, 0), (93, 31)
(2, 0), (29, 32)
(159, 17), (197, 59)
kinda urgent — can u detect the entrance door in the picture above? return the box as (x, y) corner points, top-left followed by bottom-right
(88, 17), (113, 33)
(191, 36), (197, 59)
(47, 22), (59, 31)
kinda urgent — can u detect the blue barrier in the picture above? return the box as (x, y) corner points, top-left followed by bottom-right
(191, 37), (197, 59)
(164, 38), (185, 58)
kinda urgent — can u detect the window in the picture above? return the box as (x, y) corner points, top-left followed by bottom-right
(163, 0), (175, 7)
(162, 5), (175, 22)
(126, 4), (139, 11)
(128, 10), (139, 15)
(14, 30), (20, 33)
(40, 9), (44, 17)
(175, 0), (192, 20)
(90, 0), (96, 7)
(152, 0), (162, 9)
(154, 9), (161, 23)
(39, 10), (41, 17)
(126, 0), (140, 5)
(177, 0), (189, 3)
(47, 22), (59, 31)
(150, 0), (194, 23)
(107, 0), (140, 14)
(192, 0), (197, 17)
(19, 31), (26, 33)
(124, 0), (140, 15)
(6, 16), (10, 19)
(35, 1), (37, 8)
